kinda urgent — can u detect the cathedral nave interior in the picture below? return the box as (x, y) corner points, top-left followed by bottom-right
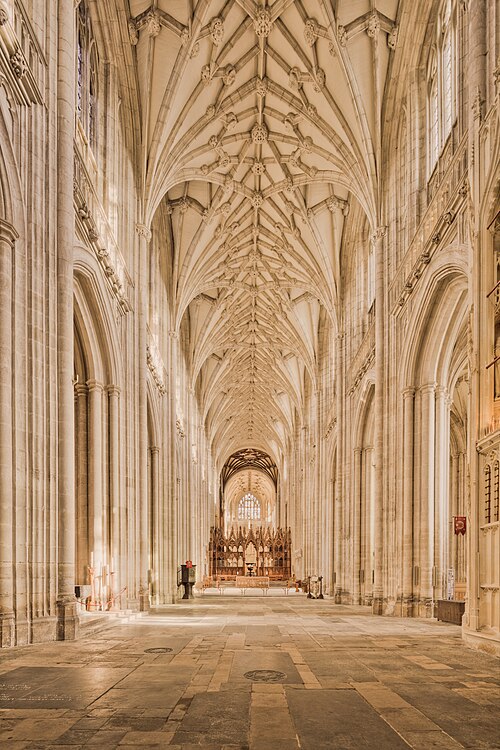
(0, 0), (498, 676)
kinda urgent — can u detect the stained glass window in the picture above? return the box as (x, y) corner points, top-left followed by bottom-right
(238, 493), (261, 520)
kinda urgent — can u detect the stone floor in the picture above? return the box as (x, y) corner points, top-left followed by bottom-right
(0, 597), (499, 750)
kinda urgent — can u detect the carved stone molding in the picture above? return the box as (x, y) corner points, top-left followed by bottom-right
(210, 17), (224, 46)
(145, 8), (161, 38)
(304, 19), (319, 47)
(388, 26), (398, 49)
(10, 48), (27, 79)
(136, 223), (152, 242)
(176, 417), (185, 438)
(367, 12), (379, 38)
(146, 344), (166, 395)
(251, 123), (268, 143)
(472, 87), (484, 121)
(0, 218), (19, 244)
(128, 21), (139, 46)
(371, 226), (387, 246)
(74, 152), (131, 313)
(254, 9), (272, 38)
(0, 1), (9, 26)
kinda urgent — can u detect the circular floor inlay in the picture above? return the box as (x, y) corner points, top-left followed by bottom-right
(144, 647), (173, 654)
(244, 669), (286, 682)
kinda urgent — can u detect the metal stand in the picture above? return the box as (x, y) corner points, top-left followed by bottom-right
(307, 576), (313, 598)
(318, 576), (324, 599)
(182, 582), (194, 599)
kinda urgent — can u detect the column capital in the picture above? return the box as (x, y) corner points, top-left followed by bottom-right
(402, 386), (415, 399)
(370, 225), (387, 246)
(419, 382), (436, 395)
(0, 219), (19, 244)
(74, 383), (88, 397)
(150, 446), (160, 455)
(86, 378), (104, 393)
(107, 384), (121, 397)
(136, 223), (152, 242)
(435, 384), (449, 399)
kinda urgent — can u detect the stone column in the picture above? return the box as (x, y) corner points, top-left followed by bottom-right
(458, 453), (466, 582)
(136, 223), (151, 611)
(312, 390), (321, 576)
(352, 448), (362, 605)
(108, 386), (120, 599)
(465, 0), (487, 635)
(56, 0), (77, 640)
(372, 227), (387, 614)
(419, 383), (436, 616)
(0, 220), (18, 646)
(435, 386), (450, 600)
(75, 384), (88, 584)
(87, 380), (103, 568)
(402, 387), (415, 615)
(334, 333), (344, 602)
(167, 330), (179, 601)
(151, 446), (160, 604)
(450, 452), (458, 580)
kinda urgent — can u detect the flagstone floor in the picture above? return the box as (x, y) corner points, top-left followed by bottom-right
(0, 598), (499, 750)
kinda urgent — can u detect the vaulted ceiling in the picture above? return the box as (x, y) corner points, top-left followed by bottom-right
(128, 0), (400, 466)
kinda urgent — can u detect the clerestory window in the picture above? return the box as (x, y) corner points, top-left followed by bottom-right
(426, 0), (457, 176)
(76, 1), (99, 153)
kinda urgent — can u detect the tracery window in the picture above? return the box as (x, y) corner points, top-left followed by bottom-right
(494, 461), (500, 523)
(397, 109), (409, 260)
(76, 1), (99, 152)
(426, 0), (457, 175)
(428, 58), (439, 172)
(238, 493), (261, 521)
(367, 243), (375, 310)
(484, 464), (491, 524)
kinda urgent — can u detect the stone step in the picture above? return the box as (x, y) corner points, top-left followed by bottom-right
(78, 608), (147, 637)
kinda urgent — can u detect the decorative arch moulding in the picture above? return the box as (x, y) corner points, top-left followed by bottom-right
(390, 168), (468, 316)
(74, 152), (132, 314)
(0, 12), (44, 105)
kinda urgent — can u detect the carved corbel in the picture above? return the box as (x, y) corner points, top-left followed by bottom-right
(304, 18), (319, 47)
(145, 8), (161, 38)
(388, 26), (398, 50)
(136, 223), (152, 242)
(10, 49), (27, 79)
(128, 20), (139, 45)
(366, 12), (379, 38)
(0, 1), (9, 25)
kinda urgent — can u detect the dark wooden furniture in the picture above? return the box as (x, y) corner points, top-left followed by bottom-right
(436, 599), (465, 625)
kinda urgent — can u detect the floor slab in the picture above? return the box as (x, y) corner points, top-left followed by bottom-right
(0, 598), (498, 749)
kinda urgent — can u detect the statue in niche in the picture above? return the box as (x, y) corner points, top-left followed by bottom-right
(246, 541), (257, 564)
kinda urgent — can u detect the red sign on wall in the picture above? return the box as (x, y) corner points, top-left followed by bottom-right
(185, 560), (193, 568)
(454, 516), (466, 535)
